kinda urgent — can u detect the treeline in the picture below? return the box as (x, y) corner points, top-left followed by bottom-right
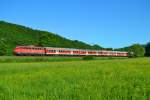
(115, 43), (150, 57)
(0, 21), (103, 55)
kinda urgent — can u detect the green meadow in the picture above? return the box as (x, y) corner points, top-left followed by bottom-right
(0, 57), (150, 100)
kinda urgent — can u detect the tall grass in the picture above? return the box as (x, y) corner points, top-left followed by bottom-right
(0, 56), (127, 63)
(0, 56), (81, 63)
(0, 58), (150, 100)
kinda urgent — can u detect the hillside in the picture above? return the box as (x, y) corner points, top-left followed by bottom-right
(0, 21), (102, 55)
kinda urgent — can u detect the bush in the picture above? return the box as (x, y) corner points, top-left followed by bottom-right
(145, 42), (150, 57)
(129, 44), (145, 57)
(82, 56), (94, 60)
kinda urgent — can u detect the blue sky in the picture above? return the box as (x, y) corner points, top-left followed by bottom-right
(0, 0), (150, 48)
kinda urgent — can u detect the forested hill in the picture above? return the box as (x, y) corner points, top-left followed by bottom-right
(0, 21), (103, 55)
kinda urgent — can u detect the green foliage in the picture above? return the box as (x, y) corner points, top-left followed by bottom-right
(145, 42), (150, 56)
(129, 44), (145, 57)
(0, 21), (103, 55)
(82, 55), (94, 60)
(105, 48), (113, 50)
(116, 44), (145, 57)
(92, 44), (103, 50)
(0, 38), (8, 55)
(0, 58), (150, 99)
(37, 32), (50, 46)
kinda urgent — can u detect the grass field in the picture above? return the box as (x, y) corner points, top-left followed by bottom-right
(0, 56), (82, 63)
(0, 56), (127, 63)
(0, 58), (150, 100)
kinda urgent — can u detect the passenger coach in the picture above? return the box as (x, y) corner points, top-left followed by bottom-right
(14, 46), (129, 57)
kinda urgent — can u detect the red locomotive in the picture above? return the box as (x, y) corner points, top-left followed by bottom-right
(14, 46), (129, 57)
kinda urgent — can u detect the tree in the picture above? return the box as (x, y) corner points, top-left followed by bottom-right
(92, 44), (103, 50)
(38, 33), (50, 46)
(105, 48), (113, 51)
(129, 44), (145, 57)
(0, 38), (7, 56)
(145, 42), (150, 56)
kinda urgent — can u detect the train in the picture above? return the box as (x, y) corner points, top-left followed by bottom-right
(13, 46), (129, 57)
